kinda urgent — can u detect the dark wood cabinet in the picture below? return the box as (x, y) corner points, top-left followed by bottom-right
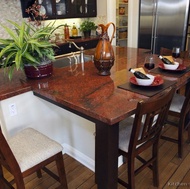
(20, 0), (97, 19)
(20, 0), (35, 18)
(54, 36), (99, 55)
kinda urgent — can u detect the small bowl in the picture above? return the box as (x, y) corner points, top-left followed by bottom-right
(163, 62), (179, 70)
(136, 74), (155, 86)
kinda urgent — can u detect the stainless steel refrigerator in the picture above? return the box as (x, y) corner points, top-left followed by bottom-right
(138, 0), (190, 54)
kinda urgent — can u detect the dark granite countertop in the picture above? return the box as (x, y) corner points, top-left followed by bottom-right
(0, 46), (189, 125)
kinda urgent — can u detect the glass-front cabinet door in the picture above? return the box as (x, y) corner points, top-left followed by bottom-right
(116, 0), (128, 46)
(39, 0), (53, 17)
(70, 0), (97, 18)
(55, 0), (68, 17)
(40, 0), (69, 18)
(20, 0), (96, 19)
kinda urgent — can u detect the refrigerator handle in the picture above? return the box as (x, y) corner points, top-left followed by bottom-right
(151, 0), (158, 54)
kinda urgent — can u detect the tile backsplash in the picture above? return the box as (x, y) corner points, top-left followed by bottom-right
(0, 0), (23, 39)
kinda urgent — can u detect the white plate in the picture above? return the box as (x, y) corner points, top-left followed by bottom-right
(135, 74), (155, 86)
(39, 6), (46, 15)
(163, 62), (179, 70)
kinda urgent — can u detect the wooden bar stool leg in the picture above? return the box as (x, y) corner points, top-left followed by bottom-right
(36, 170), (42, 178)
(128, 158), (135, 189)
(0, 165), (3, 178)
(153, 143), (159, 187)
(178, 126), (183, 158)
(14, 174), (25, 189)
(187, 126), (190, 143)
(56, 153), (68, 189)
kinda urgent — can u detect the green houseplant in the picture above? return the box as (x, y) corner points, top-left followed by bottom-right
(0, 20), (56, 80)
(80, 19), (97, 38)
(0, 1), (61, 80)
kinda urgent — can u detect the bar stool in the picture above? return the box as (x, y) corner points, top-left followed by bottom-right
(118, 87), (175, 188)
(0, 127), (68, 189)
(161, 88), (190, 158)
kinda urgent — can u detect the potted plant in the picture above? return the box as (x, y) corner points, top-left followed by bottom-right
(0, 20), (56, 80)
(0, 1), (59, 80)
(79, 19), (97, 38)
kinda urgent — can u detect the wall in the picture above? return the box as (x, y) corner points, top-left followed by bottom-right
(106, 0), (139, 47)
(127, 0), (139, 48)
(0, 0), (23, 39)
(0, 92), (96, 171)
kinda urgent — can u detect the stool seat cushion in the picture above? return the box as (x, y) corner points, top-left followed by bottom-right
(119, 117), (134, 153)
(8, 128), (63, 172)
(169, 93), (185, 113)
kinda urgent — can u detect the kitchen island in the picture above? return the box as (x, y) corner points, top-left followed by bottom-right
(0, 46), (189, 189)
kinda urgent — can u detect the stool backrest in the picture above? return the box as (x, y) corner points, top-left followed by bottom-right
(181, 88), (190, 129)
(129, 87), (175, 153)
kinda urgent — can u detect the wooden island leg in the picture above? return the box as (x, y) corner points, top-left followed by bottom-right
(95, 121), (119, 189)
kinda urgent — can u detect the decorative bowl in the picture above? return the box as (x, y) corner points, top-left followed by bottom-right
(163, 62), (179, 70)
(135, 74), (155, 86)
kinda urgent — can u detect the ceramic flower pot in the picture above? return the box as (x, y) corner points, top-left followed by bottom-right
(83, 30), (91, 38)
(24, 62), (53, 79)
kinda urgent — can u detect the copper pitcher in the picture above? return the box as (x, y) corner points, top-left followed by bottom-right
(94, 22), (116, 76)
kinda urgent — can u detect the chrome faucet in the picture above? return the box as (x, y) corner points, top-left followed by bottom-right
(68, 41), (84, 65)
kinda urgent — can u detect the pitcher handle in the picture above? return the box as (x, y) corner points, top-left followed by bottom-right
(107, 22), (116, 44)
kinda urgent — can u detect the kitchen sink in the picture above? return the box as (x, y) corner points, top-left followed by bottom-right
(53, 53), (93, 68)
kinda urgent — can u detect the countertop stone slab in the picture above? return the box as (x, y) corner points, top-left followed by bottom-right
(1, 47), (189, 125)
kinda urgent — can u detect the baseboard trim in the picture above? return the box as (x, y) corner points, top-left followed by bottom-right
(62, 143), (95, 172)
(62, 143), (124, 172)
